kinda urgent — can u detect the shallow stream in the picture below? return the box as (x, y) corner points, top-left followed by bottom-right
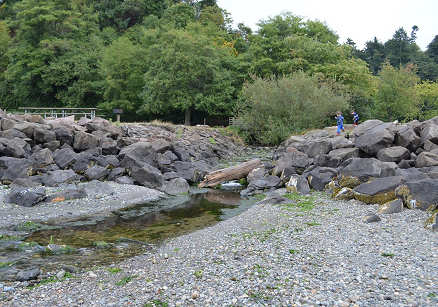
(0, 187), (258, 282)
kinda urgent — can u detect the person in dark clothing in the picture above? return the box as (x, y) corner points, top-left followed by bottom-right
(335, 112), (344, 135)
(351, 110), (359, 126)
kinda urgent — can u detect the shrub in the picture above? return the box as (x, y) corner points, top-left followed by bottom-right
(235, 71), (349, 146)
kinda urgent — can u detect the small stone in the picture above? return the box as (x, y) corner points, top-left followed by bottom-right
(88, 271), (97, 278)
(57, 270), (66, 279)
(191, 291), (199, 299)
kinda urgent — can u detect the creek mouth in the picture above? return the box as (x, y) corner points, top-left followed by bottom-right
(0, 187), (257, 282)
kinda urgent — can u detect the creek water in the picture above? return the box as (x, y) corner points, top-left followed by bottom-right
(0, 187), (257, 282)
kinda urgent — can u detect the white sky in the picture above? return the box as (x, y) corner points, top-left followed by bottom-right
(216, 0), (438, 51)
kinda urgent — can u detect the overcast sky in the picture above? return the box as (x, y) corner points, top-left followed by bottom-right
(216, 0), (438, 51)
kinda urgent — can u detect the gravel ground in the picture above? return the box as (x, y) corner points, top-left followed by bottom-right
(0, 183), (165, 230)
(1, 192), (437, 307)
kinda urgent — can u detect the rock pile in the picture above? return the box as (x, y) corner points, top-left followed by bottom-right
(241, 118), (438, 231)
(0, 110), (241, 206)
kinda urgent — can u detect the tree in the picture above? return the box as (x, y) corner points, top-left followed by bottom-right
(140, 28), (236, 125)
(99, 36), (148, 120)
(426, 35), (438, 64)
(374, 61), (421, 122)
(362, 37), (386, 75)
(384, 27), (419, 66)
(416, 81), (438, 120)
(235, 72), (350, 146)
(1, 0), (102, 109)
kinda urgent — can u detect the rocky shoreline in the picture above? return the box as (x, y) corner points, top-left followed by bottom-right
(2, 192), (437, 306)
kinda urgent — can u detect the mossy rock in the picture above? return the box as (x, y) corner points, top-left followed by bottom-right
(337, 175), (363, 189)
(354, 191), (398, 205)
(332, 187), (354, 200)
(378, 199), (404, 214)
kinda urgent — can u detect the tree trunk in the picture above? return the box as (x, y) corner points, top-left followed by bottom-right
(198, 159), (264, 188)
(184, 106), (192, 126)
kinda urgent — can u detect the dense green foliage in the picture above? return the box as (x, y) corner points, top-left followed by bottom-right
(236, 72), (349, 145)
(0, 1), (437, 145)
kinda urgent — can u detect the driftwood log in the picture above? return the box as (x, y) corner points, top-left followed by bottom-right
(198, 159), (263, 188)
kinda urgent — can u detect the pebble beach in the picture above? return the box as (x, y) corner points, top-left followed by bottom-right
(2, 192), (437, 307)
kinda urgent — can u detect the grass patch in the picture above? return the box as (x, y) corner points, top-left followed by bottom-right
(281, 193), (316, 212)
(305, 222), (321, 226)
(28, 272), (74, 289)
(0, 261), (15, 268)
(208, 137), (217, 144)
(0, 235), (25, 242)
(144, 299), (169, 307)
(289, 249), (298, 255)
(193, 270), (203, 279)
(105, 268), (122, 274)
(381, 253), (395, 257)
(115, 275), (138, 286)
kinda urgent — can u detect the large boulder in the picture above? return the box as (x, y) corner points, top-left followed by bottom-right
(354, 123), (396, 156)
(54, 148), (78, 169)
(13, 122), (35, 138)
(83, 180), (114, 196)
(33, 126), (56, 144)
(304, 138), (333, 158)
(5, 187), (46, 207)
(272, 152), (309, 175)
(31, 148), (54, 168)
(173, 161), (213, 183)
(41, 169), (81, 187)
(7, 137), (31, 158)
(394, 125), (421, 152)
(44, 188), (87, 203)
(52, 124), (75, 146)
(376, 146), (411, 163)
(302, 166), (338, 191)
(158, 178), (190, 195)
(378, 198), (404, 214)
(313, 154), (342, 168)
(415, 151), (438, 168)
(328, 148), (360, 163)
(337, 158), (396, 188)
(396, 179), (438, 211)
(249, 175), (281, 190)
(351, 119), (385, 138)
(0, 158), (34, 184)
(395, 168), (430, 182)
(352, 176), (406, 204)
(85, 165), (109, 181)
(129, 163), (163, 188)
(118, 141), (158, 167)
(73, 131), (100, 152)
(420, 123), (438, 145)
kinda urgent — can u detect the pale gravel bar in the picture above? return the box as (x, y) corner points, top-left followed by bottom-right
(0, 183), (165, 230)
(2, 192), (437, 306)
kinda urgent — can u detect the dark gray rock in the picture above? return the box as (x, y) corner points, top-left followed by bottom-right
(130, 163), (163, 188)
(101, 138), (119, 155)
(395, 168), (430, 182)
(376, 146), (411, 163)
(85, 165), (109, 181)
(7, 137), (31, 158)
(107, 167), (126, 181)
(52, 124), (75, 146)
(415, 151), (438, 168)
(305, 138), (333, 158)
(420, 123), (438, 145)
(247, 167), (267, 183)
(338, 158), (396, 182)
(354, 123), (396, 156)
(33, 126), (56, 144)
(158, 177), (190, 195)
(5, 187), (46, 207)
(1, 159), (34, 184)
(118, 141), (158, 167)
(41, 169), (81, 187)
(151, 139), (172, 154)
(73, 131), (100, 152)
(303, 166), (338, 191)
(13, 122), (35, 138)
(396, 179), (438, 211)
(272, 152), (309, 175)
(31, 148), (54, 168)
(54, 148), (78, 169)
(362, 213), (381, 223)
(174, 161), (213, 183)
(378, 198), (404, 214)
(394, 125), (421, 152)
(248, 175), (281, 190)
(15, 269), (41, 282)
(328, 148), (360, 163)
(10, 178), (40, 190)
(314, 154), (342, 168)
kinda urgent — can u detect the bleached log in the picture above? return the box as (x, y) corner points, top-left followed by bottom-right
(198, 159), (263, 188)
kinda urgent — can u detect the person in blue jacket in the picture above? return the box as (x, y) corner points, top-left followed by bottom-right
(335, 112), (344, 135)
(351, 110), (359, 126)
